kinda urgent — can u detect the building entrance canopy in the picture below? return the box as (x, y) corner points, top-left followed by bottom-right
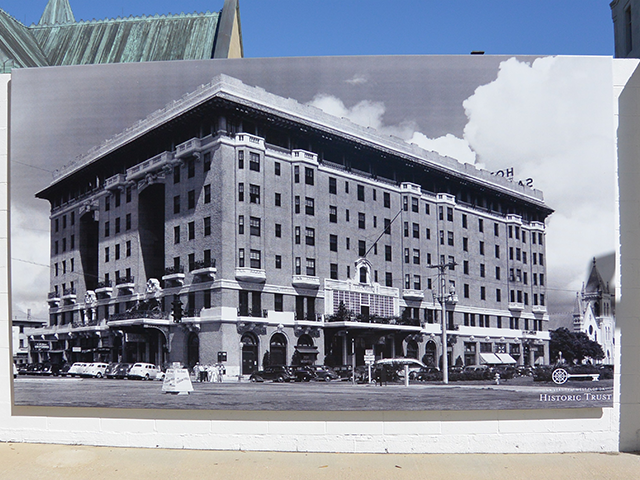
(479, 353), (517, 365)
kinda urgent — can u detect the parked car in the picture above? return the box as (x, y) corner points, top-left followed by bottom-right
(292, 366), (314, 382)
(57, 364), (71, 377)
(492, 365), (516, 380)
(127, 363), (161, 380)
(462, 365), (492, 381)
(105, 363), (132, 379)
(82, 362), (109, 378)
(249, 365), (294, 383)
(410, 366), (442, 382)
(307, 365), (339, 382)
(332, 365), (354, 381)
(67, 362), (90, 377)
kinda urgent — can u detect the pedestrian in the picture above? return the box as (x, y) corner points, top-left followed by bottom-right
(194, 363), (201, 382)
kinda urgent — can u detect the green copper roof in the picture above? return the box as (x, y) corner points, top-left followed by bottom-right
(0, 0), (241, 68)
(39, 0), (75, 26)
(32, 12), (221, 65)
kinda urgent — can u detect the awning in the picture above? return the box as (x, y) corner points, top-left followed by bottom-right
(495, 353), (517, 364)
(479, 353), (502, 364)
(295, 346), (319, 355)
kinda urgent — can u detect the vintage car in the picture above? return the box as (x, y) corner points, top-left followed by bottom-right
(127, 363), (161, 380)
(249, 366), (295, 383)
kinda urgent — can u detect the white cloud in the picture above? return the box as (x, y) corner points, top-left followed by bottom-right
(345, 74), (368, 85)
(409, 132), (477, 164)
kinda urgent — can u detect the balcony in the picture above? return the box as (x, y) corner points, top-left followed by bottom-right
(291, 275), (320, 288)
(115, 275), (135, 293)
(509, 302), (525, 312)
(48, 291), (61, 307)
(176, 137), (202, 158)
(61, 287), (77, 304)
(104, 173), (127, 191)
(235, 268), (266, 283)
(190, 259), (217, 278)
(445, 294), (458, 305)
(95, 280), (113, 298)
(237, 308), (267, 318)
(126, 151), (174, 181)
(403, 289), (424, 301)
(162, 265), (185, 286)
(292, 149), (317, 163)
(532, 305), (547, 314)
(236, 133), (265, 149)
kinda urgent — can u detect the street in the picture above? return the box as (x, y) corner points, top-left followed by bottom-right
(12, 376), (614, 411)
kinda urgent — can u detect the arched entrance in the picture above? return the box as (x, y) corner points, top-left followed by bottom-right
(406, 340), (419, 359)
(270, 333), (287, 366)
(241, 333), (258, 375)
(294, 334), (319, 365)
(187, 332), (199, 370)
(423, 341), (437, 367)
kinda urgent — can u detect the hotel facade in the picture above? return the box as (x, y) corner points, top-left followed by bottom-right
(27, 75), (553, 378)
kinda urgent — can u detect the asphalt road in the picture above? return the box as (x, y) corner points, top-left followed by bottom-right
(12, 376), (614, 411)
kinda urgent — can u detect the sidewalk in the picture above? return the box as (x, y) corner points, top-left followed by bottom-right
(1, 442), (638, 480)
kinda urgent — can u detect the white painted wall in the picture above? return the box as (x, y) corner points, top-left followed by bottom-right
(0, 58), (637, 452)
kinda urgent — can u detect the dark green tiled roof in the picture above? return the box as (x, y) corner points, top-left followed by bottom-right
(32, 12), (220, 65)
(0, 9), (48, 68)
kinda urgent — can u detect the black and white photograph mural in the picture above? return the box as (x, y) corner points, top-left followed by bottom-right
(10, 55), (616, 410)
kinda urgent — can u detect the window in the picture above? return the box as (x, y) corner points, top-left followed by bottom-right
(385, 245), (392, 261)
(249, 184), (260, 204)
(188, 221), (195, 240)
(250, 217), (261, 236)
(538, 233), (543, 245)
(404, 196), (409, 211)
(448, 231), (454, 246)
(359, 240), (366, 256)
(533, 273), (538, 285)
(329, 177), (337, 194)
(404, 222), (409, 237)
(345, 181), (349, 193)
(275, 223), (281, 238)
(62, 215), (67, 229)
(358, 212), (366, 229)
(413, 223), (420, 239)
(463, 260), (469, 275)
(357, 184), (365, 201)
(204, 152), (211, 172)
(294, 166), (300, 183)
(463, 237), (468, 252)
(479, 241), (485, 255)
(480, 263), (485, 278)
(464, 284), (470, 298)
(385, 272), (393, 287)
(275, 192), (281, 207)
(126, 213), (131, 230)
(329, 206), (337, 223)
(345, 209), (350, 222)
(496, 289), (501, 302)
(104, 247), (110, 263)
(249, 152), (260, 171)
(532, 252), (537, 265)
(305, 259), (316, 276)
(480, 286), (486, 300)
(384, 218), (391, 234)
(104, 197), (110, 212)
(187, 158), (195, 178)
(305, 228), (315, 246)
(448, 256), (455, 270)
(405, 274), (411, 289)
(509, 225), (513, 238)
(383, 192), (391, 208)
(425, 203), (430, 215)
(414, 275), (421, 290)
(250, 250), (261, 269)
(274, 162), (281, 176)
(126, 240), (131, 257)
(174, 226), (180, 244)
(115, 191), (121, 207)
(238, 183), (244, 202)
(330, 264), (338, 280)
(188, 190), (195, 209)
(62, 238), (67, 252)
(447, 207), (453, 221)
(462, 214), (467, 228)
(411, 197), (419, 213)
(274, 293), (283, 311)
(294, 257), (301, 275)
(204, 217), (211, 236)
(204, 184), (211, 204)
(303, 197), (314, 215)
(302, 167), (314, 185)
(516, 248), (521, 261)
(496, 266), (501, 280)
(404, 248), (410, 264)
(115, 244), (121, 260)
(540, 274), (545, 286)
(70, 258), (74, 271)
(104, 221), (110, 237)
(275, 255), (282, 269)
(439, 230), (444, 245)
(70, 235), (75, 249)
(372, 189), (377, 201)
(238, 249), (245, 267)
(478, 218), (484, 232)
(494, 223), (499, 236)
(539, 253), (544, 266)
(295, 196), (300, 213)
(238, 215), (245, 235)
(294, 226), (301, 244)
(173, 195), (180, 214)
(330, 234), (338, 252)
(495, 244), (500, 258)
(173, 165), (180, 184)
(515, 226), (520, 240)
(413, 249), (420, 265)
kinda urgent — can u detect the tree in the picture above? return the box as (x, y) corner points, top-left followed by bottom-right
(549, 328), (605, 364)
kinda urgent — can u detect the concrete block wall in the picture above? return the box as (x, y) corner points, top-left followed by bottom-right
(1, 59), (639, 453)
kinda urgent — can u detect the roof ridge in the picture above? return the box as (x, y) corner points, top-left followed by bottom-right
(0, 7), (28, 27)
(30, 10), (219, 28)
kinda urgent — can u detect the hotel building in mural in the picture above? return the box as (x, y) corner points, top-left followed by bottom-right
(27, 74), (553, 377)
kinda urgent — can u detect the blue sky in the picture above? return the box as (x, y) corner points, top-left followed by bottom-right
(2, 1), (615, 57)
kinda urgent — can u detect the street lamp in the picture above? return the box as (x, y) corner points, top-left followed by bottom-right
(428, 260), (457, 384)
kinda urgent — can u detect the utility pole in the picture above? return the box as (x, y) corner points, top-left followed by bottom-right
(428, 260), (457, 384)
